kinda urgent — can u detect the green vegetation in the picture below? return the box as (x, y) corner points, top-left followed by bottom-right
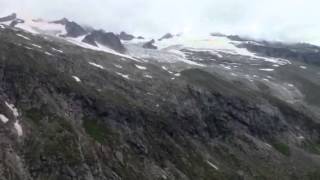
(25, 108), (44, 125)
(83, 117), (119, 145)
(272, 142), (291, 156)
(303, 142), (320, 155)
(83, 118), (108, 144)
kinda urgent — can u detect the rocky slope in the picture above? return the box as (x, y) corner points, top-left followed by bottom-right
(0, 14), (320, 180)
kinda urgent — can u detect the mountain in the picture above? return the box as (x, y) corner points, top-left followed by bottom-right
(118, 31), (135, 41)
(82, 30), (126, 53)
(158, 33), (174, 41)
(142, 39), (157, 49)
(0, 13), (16, 22)
(0, 13), (320, 180)
(51, 18), (87, 37)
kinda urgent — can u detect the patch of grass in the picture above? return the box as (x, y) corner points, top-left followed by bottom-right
(83, 118), (107, 144)
(303, 142), (320, 155)
(25, 108), (44, 125)
(83, 117), (119, 145)
(272, 142), (291, 156)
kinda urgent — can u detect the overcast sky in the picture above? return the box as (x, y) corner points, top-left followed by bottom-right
(1, 0), (320, 44)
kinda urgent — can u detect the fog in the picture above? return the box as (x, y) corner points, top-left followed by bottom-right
(1, 0), (320, 44)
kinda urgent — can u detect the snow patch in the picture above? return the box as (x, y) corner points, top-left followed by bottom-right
(51, 48), (63, 53)
(0, 114), (9, 123)
(16, 18), (66, 36)
(89, 62), (105, 69)
(24, 46), (33, 50)
(116, 72), (130, 79)
(31, 43), (42, 49)
(45, 52), (53, 56)
(259, 68), (274, 72)
(300, 66), (307, 69)
(72, 76), (81, 82)
(66, 36), (140, 62)
(144, 74), (153, 79)
(16, 34), (31, 40)
(14, 121), (23, 136)
(5, 102), (19, 118)
(207, 161), (219, 170)
(114, 64), (123, 69)
(135, 64), (147, 70)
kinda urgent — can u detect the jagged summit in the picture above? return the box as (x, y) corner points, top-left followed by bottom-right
(51, 17), (87, 37)
(83, 30), (126, 53)
(142, 39), (157, 49)
(0, 13), (17, 22)
(158, 33), (174, 41)
(118, 31), (135, 41)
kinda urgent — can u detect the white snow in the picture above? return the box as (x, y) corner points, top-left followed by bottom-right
(231, 73), (238, 77)
(220, 64), (232, 70)
(5, 102), (19, 118)
(72, 76), (81, 82)
(45, 52), (53, 56)
(152, 34), (291, 65)
(15, 18), (66, 36)
(0, 114), (9, 123)
(0, 24), (4, 29)
(207, 161), (219, 170)
(259, 68), (274, 72)
(144, 74), (153, 79)
(114, 64), (123, 69)
(162, 66), (174, 74)
(297, 135), (305, 140)
(16, 34), (31, 40)
(174, 73), (181, 77)
(264, 143), (272, 148)
(288, 84), (294, 87)
(14, 121), (23, 136)
(66, 36), (140, 62)
(300, 66), (307, 69)
(89, 62), (105, 69)
(135, 64), (147, 70)
(51, 48), (63, 53)
(31, 44), (42, 49)
(273, 64), (280, 67)
(24, 46), (33, 50)
(162, 66), (168, 71)
(116, 72), (130, 79)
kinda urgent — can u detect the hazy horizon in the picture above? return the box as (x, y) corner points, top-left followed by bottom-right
(1, 0), (320, 45)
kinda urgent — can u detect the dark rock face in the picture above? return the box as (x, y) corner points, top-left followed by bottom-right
(118, 31), (135, 41)
(9, 19), (24, 27)
(0, 13), (16, 22)
(52, 18), (87, 37)
(82, 30), (126, 53)
(137, 36), (145, 39)
(142, 39), (157, 49)
(158, 33), (174, 41)
(240, 41), (320, 66)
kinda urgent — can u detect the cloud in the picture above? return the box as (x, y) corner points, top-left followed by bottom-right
(1, 0), (320, 44)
